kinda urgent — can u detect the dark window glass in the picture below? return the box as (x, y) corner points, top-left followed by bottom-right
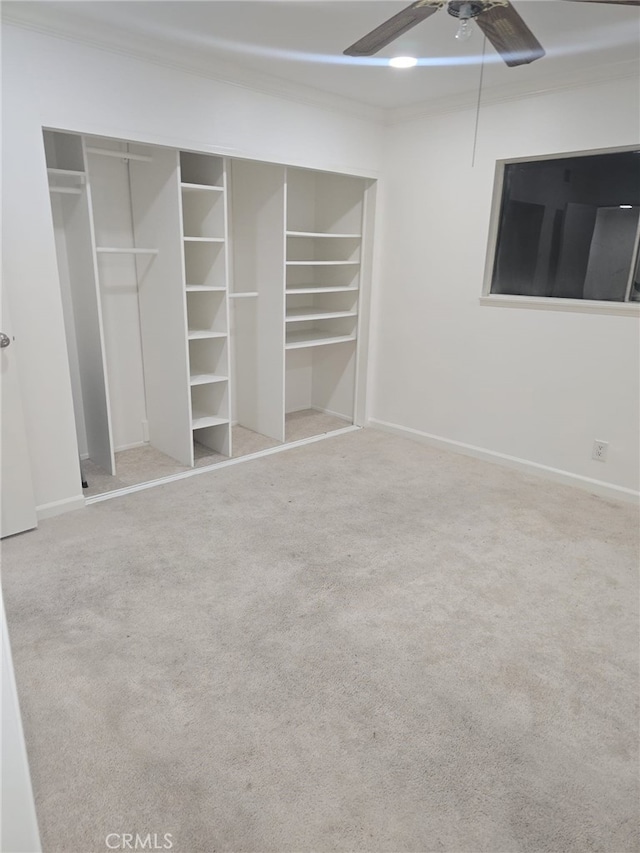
(491, 151), (640, 302)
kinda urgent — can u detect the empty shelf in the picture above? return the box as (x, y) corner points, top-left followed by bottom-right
(49, 186), (82, 195)
(286, 261), (359, 266)
(286, 231), (361, 238)
(187, 329), (227, 340)
(183, 236), (225, 243)
(286, 309), (357, 323)
(286, 330), (357, 350)
(47, 168), (85, 178)
(286, 286), (359, 295)
(192, 412), (229, 429)
(181, 182), (224, 192)
(186, 285), (226, 292)
(229, 292), (259, 299)
(190, 373), (228, 386)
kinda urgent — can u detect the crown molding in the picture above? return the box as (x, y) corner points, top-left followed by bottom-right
(384, 57), (640, 125)
(3, 11), (637, 130)
(1, 15), (386, 126)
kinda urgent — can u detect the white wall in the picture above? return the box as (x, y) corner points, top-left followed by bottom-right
(371, 75), (640, 498)
(1, 24), (383, 514)
(4, 22), (638, 510)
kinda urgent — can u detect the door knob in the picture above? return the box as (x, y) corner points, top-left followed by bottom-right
(0, 332), (11, 349)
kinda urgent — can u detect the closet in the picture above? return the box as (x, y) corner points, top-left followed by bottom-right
(44, 130), (372, 494)
(284, 168), (363, 435)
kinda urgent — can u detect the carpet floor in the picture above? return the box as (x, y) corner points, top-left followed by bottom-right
(82, 411), (348, 497)
(2, 428), (638, 853)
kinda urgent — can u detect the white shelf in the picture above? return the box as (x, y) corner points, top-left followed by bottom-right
(186, 285), (226, 292)
(181, 182), (224, 193)
(47, 168), (85, 178)
(189, 373), (228, 386)
(191, 412), (229, 429)
(229, 292), (259, 299)
(286, 330), (357, 350)
(286, 309), (357, 323)
(96, 247), (158, 255)
(286, 286), (359, 295)
(286, 261), (359, 266)
(286, 231), (361, 238)
(49, 186), (82, 195)
(183, 236), (225, 243)
(187, 329), (227, 340)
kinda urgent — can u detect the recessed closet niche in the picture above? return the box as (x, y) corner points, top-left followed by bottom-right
(284, 168), (363, 440)
(44, 130), (372, 496)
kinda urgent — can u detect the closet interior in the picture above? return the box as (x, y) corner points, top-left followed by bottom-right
(44, 130), (372, 497)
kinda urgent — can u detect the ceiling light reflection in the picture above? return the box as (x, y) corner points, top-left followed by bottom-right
(389, 56), (418, 68)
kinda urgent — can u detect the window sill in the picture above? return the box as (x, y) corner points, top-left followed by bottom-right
(480, 295), (640, 317)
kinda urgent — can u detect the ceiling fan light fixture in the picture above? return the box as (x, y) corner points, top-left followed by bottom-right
(455, 17), (474, 40)
(449, 1), (481, 42)
(388, 56), (418, 68)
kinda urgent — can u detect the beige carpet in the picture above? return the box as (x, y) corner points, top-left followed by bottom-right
(284, 410), (350, 443)
(2, 429), (638, 853)
(82, 411), (348, 497)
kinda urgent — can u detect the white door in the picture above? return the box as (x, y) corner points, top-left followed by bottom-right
(1, 293), (37, 538)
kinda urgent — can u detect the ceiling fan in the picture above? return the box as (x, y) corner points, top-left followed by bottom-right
(344, 0), (640, 67)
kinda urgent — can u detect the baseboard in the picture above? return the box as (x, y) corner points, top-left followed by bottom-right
(36, 495), (86, 520)
(114, 441), (147, 453)
(368, 418), (640, 505)
(310, 406), (353, 423)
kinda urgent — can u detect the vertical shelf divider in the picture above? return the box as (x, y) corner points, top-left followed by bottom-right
(129, 146), (194, 468)
(229, 159), (287, 444)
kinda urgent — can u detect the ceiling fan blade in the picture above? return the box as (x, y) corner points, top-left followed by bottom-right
(343, 0), (443, 57)
(476, 1), (545, 67)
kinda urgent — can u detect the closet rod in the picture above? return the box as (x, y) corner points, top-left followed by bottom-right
(86, 147), (152, 163)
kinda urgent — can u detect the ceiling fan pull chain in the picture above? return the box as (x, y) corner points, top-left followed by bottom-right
(471, 34), (487, 168)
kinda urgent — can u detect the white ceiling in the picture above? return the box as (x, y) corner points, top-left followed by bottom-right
(3, 1), (639, 116)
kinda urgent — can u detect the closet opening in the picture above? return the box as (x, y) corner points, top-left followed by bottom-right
(44, 130), (371, 500)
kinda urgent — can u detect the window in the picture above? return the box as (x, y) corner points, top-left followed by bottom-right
(488, 149), (640, 303)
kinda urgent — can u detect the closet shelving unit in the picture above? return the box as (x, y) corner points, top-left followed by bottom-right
(44, 130), (373, 497)
(283, 168), (364, 424)
(48, 168), (85, 196)
(46, 137), (86, 196)
(180, 151), (232, 458)
(285, 221), (361, 349)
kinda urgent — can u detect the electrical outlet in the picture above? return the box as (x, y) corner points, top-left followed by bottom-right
(592, 440), (608, 462)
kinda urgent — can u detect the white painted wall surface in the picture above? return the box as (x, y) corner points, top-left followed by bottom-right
(1, 24), (383, 515)
(371, 75), (640, 496)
